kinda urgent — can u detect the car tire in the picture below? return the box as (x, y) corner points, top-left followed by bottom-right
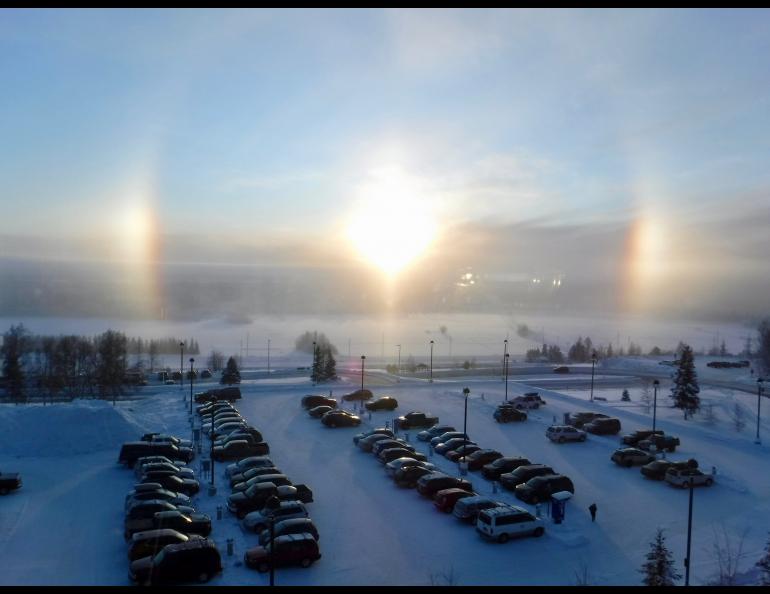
(257, 562), (269, 573)
(626, 460), (633, 468)
(0, 488), (9, 496)
(668, 447), (675, 453)
(580, 435), (586, 442)
(300, 557), (312, 568)
(197, 572), (209, 583)
(558, 437), (565, 444)
(237, 510), (246, 520)
(705, 478), (713, 486)
(533, 527), (544, 537)
(498, 533), (509, 544)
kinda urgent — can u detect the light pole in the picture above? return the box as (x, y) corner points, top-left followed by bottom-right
(756, 378), (764, 445)
(396, 344), (401, 375)
(209, 403), (215, 488)
(462, 387), (470, 472)
(267, 338), (271, 375)
(189, 358), (194, 416)
(264, 495), (281, 586)
(360, 355), (366, 392)
(504, 353), (510, 402)
(652, 379), (660, 433)
(429, 340), (434, 383)
(502, 339), (508, 381)
(311, 341), (317, 386)
(179, 342), (184, 391)
(590, 351), (597, 403)
(685, 476), (694, 586)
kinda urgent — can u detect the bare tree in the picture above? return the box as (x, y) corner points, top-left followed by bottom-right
(640, 379), (652, 415)
(703, 403), (717, 425)
(573, 560), (592, 586)
(428, 565), (459, 586)
(729, 403), (746, 433)
(709, 524), (749, 586)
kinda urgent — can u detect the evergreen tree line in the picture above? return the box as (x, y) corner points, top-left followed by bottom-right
(311, 342), (337, 383)
(128, 336), (200, 356)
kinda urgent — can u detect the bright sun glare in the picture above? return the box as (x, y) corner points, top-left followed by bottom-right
(347, 169), (437, 275)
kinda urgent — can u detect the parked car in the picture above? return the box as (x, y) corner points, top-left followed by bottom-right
(353, 427), (394, 445)
(453, 496), (509, 523)
(396, 411), (439, 430)
(446, 444), (482, 462)
(394, 465), (435, 488)
(568, 412), (609, 429)
(511, 392), (546, 409)
(481, 457), (532, 481)
(308, 405), (334, 418)
(638, 434), (680, 453)
(137, 473), (200, 496)
(133, 456), (188, 471)
(134, 462), (195, 481)
(385, 457), (435, 478)
(301, 395), (337, 409)
(227, 483), (299, 519)
(212, 440), (270, 461)
(430, 431), (467, 447)
(584, 417), (622, 435)
(125, 488), (192, 511)
(358, 433), (399, 452)
(214, 428), (264, 448)
(200, 369), (212, 379)
(119, 442), (194, 466)
(499, 464), (555, 491)
(641, 459), (698, 480)
(293, 484), (314, 504)
(514, 474), (575, 504)
(225, 456), (274, 480)
(493, 405), (527, 423)
(243, 501), (309, 533)
(0, 471), (22, 495)
(434, 437), (476, 455)
(341, 388), (373, 401)
(464, 449), (504, 471)
(665, 467), (714, 488)
(378, 447), (427, 464)
(232, 474), (293, 494)
(321, 410), (361, 427)
(417, 425), (456, 442)
(124, 501), (199, 539)
(622, 430), (665, 446)
(365, 396), (399, 411)
(229, 466), (283, 488)
(149, 510), (212, 538)
(244, 533), (321, 572)
(127, 528), (201, 562)
(553, 366), (570, 373)
(258, 517), (320, 546)
(416, 473), (473, 498)
(433, 488), (477, 513)
(141, 433), (193, 449)
(476, 506), (545, 542)
(546, 425), (587, 443)
(611, 448), (656, 467)
(128, 537), (221, 585)
(371, 439), (412, 456)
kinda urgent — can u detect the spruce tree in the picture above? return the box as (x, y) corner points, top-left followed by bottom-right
(221, 356), (241, 385)
(322, 347), (337, 381)
(757, 532), (770, 586)
(640, 528), (681, 586)
(2, 324), (29, 403)
(311, 344), (322, 383)
(670, 344), (700, 418)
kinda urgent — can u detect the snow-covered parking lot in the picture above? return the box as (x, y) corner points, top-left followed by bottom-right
(1, 368), (769, 585)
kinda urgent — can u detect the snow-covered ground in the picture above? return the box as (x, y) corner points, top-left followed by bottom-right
(1, 363), (768, 585)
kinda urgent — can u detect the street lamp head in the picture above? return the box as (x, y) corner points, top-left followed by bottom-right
(180, 342), (184, 347)
(190, 357), (194, 364)
(463, 387), (470, 396)
(361, 355), (366, 360)
(653, 379), (660, 386)
(592, 351), (597, 361)
(430, 340), (434, 345)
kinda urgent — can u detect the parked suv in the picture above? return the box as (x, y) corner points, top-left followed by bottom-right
(244, 533), (321, 572)
(511, 393), (546, 410)
(494, 405), (527, 423)
(212, 440), (270, 461)
(416, 473), (473, 498)
(433, 488), (477, 513)
(568, 412), (609, 429)
(481, 457), (532, 481)
(665, 467), (714, 488)
(365, 396), (399, 411)
(638, 434), (680, 453)
(417, 425), (456, 442)
(119, 442), (194, 466)
(258, 518), (319, 546)
(396, 411), (439, 430)
(127, 529), (200, 562)
(128, 537), (222, 585)
(611, 448), (655, 467)
(499, 464), (555, 491)
(622, 430), (664, 447)
(583, 417), (621, 435)
(514, 474), (574, 504)
(546, 425), (587, 443)
(227, 483), (299, 519)
(243, 501), (309, 533)
(476, 506), (545, 542)
(353, 428), (394, 445)
(301, 395), (337, 409)
(452, 496), (508, 523)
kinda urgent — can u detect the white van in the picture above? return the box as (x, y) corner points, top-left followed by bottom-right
(476, 506), (545, 543)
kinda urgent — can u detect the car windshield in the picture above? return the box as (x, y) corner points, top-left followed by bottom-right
(477, 512), (492, 525)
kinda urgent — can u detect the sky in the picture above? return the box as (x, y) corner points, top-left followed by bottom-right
(1, 8), (769, 320)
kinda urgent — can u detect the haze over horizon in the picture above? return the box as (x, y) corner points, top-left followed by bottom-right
(2, 9), (769, 322)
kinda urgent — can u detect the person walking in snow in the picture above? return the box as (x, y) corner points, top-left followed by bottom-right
(589, 502), (597, 522)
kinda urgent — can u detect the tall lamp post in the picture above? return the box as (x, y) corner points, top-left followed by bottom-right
(756, 378), (764, 445)
(267, 338), (271, 375)
(179, 342), (184, 391)
(264, 495), (281, 586)
(462, 387), (470, 473)
(502, 339), (508, 381)
(685, 476), (694, 586)
(189, 358), (194, 416)
(652, 379), (660, 433)
(209, 402), (215, 490)
(429, 340), (434, 383)
(504, 353), (510, 402)
(589, 351), (597, 403)
(396, 344), (401, 375)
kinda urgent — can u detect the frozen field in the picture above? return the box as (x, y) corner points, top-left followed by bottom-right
(1, 363), (768, 585)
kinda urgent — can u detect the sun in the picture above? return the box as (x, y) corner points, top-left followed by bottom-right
(347, 169), (437, 275)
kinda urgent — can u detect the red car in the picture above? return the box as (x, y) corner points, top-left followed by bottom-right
(433, 488), (477, 513)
